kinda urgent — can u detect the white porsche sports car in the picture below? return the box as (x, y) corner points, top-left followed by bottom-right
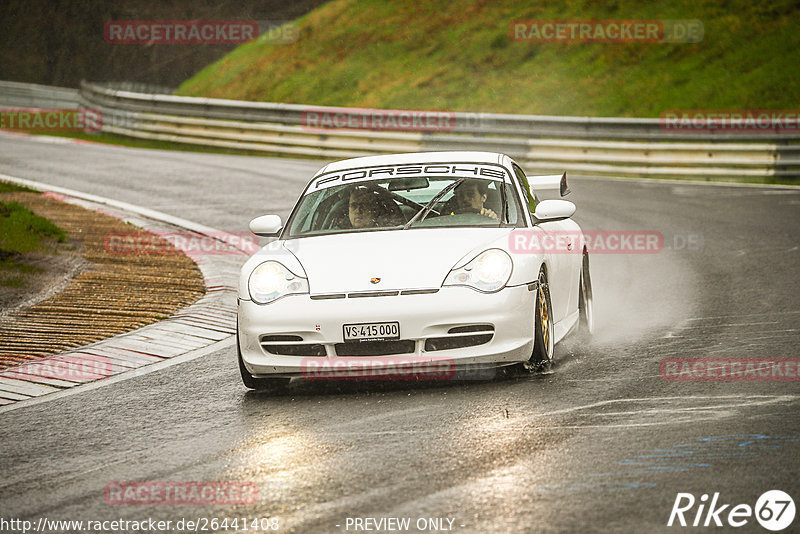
(237, 151), (593, 389)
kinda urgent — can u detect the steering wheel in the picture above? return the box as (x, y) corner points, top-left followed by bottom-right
(376, 192), (404, 224)
(442, 198), (480, 215)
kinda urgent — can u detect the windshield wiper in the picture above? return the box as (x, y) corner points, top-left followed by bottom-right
(403, 178), (466, 230)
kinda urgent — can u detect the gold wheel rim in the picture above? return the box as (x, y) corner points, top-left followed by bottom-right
(539, 283), (550, 352)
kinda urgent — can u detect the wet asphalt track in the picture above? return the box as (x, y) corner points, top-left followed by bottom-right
(0, 134), (799, 533)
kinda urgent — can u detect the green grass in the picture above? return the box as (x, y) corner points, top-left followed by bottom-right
(0, 181), (36, 193)
(0, 259), (44, 288)
(0, 201), (67, 259)
(0, 201), (67, 289)
(176, 0), (800, 117)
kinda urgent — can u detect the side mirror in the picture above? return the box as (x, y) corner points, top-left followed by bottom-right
(249, 215), (283, 237)
(533, 200), (576, 221)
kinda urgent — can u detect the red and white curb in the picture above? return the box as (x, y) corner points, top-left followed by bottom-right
(0, 174), (252, 412)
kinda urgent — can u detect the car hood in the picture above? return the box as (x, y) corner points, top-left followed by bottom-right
(284, 228), (513, 294)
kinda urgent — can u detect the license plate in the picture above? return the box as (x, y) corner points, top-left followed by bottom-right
(343, 322), (400, 342)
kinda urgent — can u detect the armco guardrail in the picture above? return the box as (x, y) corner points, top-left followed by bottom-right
(77, 81), (800, 142)
(0, 81), (80, 109)
(76, 81), (798, 181)
(4, 80), (798, 181)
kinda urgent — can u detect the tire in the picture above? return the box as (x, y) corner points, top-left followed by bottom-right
(237, 330), (291, 391)
(528, 267), (555, 370)
(578, 251), (594, 338)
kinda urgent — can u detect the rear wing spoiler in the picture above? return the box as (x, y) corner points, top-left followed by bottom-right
(529, 172), (570, 198)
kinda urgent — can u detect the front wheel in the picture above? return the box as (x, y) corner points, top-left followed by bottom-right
(526, 268), (554, 371)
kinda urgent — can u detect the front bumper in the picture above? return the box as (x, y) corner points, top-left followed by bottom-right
(238, 284), (535, 379)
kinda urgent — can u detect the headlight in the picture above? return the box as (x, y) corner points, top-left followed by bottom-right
(248, 261), (309, 304)
(443, 249), (513, 293)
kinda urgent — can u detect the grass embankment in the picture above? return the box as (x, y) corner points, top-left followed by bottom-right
(176, 0), (800, 117)
(0, 182), (67, 289)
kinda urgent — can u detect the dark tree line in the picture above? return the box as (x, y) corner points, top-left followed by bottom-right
(0, 0), (327, 88)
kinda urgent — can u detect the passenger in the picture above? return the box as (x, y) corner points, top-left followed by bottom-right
(444, 180), (499, 220)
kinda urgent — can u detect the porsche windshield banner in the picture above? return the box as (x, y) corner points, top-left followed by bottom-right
(309, 163), (510, 192)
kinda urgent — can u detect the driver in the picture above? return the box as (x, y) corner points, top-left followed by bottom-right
(347, 186), (393, 228)
(444, 180), (499, 220)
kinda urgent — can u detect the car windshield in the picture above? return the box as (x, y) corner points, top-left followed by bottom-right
(284, 176), (523, 238)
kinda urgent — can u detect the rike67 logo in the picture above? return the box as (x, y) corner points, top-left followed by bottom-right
(668, 490), (795, 531)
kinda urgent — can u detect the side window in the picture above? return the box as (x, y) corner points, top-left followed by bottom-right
(512, 164), (538, 214)
(500, 182), (523, 226)
(484, 181), (519, 225)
